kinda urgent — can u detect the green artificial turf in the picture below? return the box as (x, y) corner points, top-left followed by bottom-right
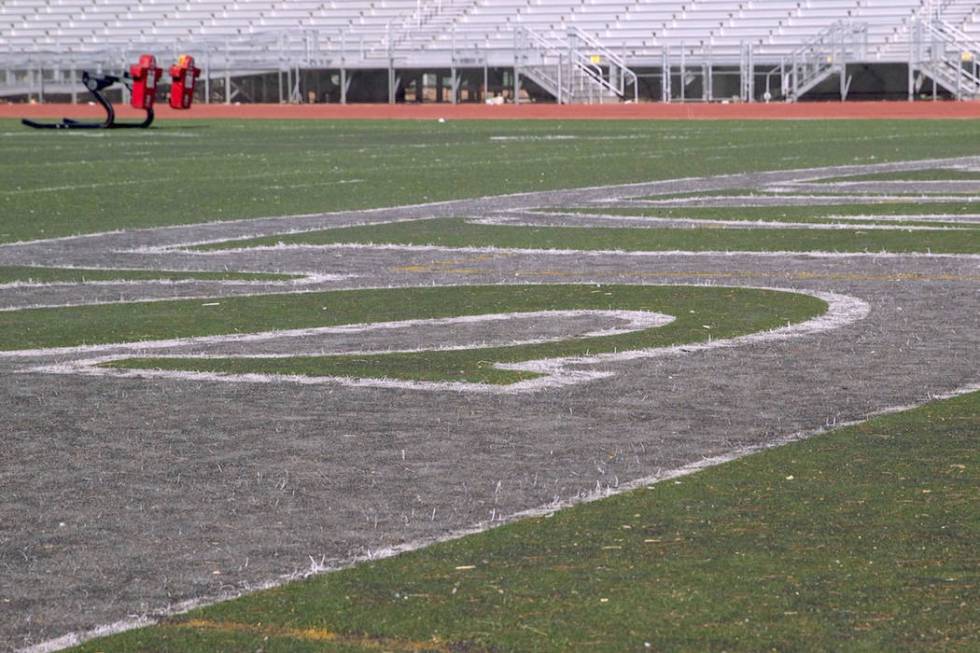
(194, 216), (980, 255)
(0, 265), (295, 284)
(71, 388), (980, 652)
(816, 168), (980, 183)
(3, 119), (980, 243)
(100, 284), (822, 385)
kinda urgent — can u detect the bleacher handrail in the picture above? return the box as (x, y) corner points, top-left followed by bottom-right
(911, 14), (980, 97)
(567, 26), (638, 101)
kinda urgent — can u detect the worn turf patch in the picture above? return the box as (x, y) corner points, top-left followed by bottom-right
(99, 284), (823, 385)
(70, 389), (980, 652)
(0, 265), (296, 285)
(193, 216), (980, 255)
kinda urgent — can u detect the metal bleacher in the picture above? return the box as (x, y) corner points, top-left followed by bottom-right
(1, 0), (978, 102)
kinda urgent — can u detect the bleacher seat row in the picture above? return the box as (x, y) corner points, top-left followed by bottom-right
(1, 0), (978, 102)
(1, 0), (978, 66)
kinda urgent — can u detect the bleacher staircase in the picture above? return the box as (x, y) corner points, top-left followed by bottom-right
(910, 15), (980, 99)
(515, 26), (637, 104)
(782, 22), (868, 102)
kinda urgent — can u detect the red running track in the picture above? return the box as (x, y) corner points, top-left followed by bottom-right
(3, 100), (980, 121)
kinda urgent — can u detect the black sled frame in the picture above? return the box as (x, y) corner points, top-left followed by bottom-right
(22, 71), (154, 130)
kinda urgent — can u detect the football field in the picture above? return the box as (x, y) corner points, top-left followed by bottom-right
(1, 118), (978, 652)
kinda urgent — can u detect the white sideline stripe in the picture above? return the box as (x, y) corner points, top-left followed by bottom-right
(130, 215), (447, 254)
(772, 167), (980, 184)
(3, 155), (978, 249)
(471, 215), (977, 232)
(623, 194), (980, 204)
(815, 180), (980, 188)
(527, 209), (980, 223)
(0, 272), (341, 291)
(140, 199), (980, 253)
(21, 310), (673, 364)
(20, 379), (980, 653)
(168, 241), (980, 260)
(2, 263), (321, 274)
(489, 134), (581, 141)
(0, 276), (357, 314)
(768, 179), (977, 194)
(24, 289), (870, 394)
(0, 278), (690, 315)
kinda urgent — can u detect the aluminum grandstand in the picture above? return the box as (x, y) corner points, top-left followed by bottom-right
(1, 0), (978, 103)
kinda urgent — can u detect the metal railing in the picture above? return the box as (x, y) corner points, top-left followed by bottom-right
(910, 16), (980, 99)
(513, 26), (567, 101)
(513, 25), (636, 104)
(4, 7), (978, 105)
(567, 27), (638, 102)
(779, 21), (868, 102)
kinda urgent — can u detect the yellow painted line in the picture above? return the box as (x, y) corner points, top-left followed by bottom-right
(393, 254), (504, 274)
(395, 265), (485, 275)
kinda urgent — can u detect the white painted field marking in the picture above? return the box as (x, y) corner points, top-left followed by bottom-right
(0, 272), (342, 292)
(23, 288), (869, 394)
(127, 215), (448, 254)
(17, 309), (671, 361)
(0, 275), (355, 313)
(489, 135), (580, 141)
(623, 194), (980, 204)
(2, 308), (668, 359)
(264, 179), (365, 191)
(3, 155), (978, 249)
(168, 241), (980, 260)
(815, 180), (980, 189)
(22, 377), (979, 653)
(471, 214), (978, 231)
(7, 156), (979, 653)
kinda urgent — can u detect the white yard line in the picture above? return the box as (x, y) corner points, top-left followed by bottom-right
(622, 194), (980, 204)
(3, 155), (978, 249)
(0, 272), (341, 291)
(127, 215), (447, 254)
(471, 214), (978, 231)
(0, 275), (355, 313)
(166, 241), (980, 260)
